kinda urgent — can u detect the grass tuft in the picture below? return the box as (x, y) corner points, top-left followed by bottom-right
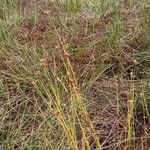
(0, 0), (150, 149)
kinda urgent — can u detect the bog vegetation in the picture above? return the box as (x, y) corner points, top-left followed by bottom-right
(0, 0), (150, 149)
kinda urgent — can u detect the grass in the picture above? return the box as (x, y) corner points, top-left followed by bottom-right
(0, 0), (150, 149)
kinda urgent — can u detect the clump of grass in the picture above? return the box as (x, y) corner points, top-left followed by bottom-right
(0, 0), (150, 149)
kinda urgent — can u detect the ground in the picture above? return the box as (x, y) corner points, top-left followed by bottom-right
(0, 0), (150, 150)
